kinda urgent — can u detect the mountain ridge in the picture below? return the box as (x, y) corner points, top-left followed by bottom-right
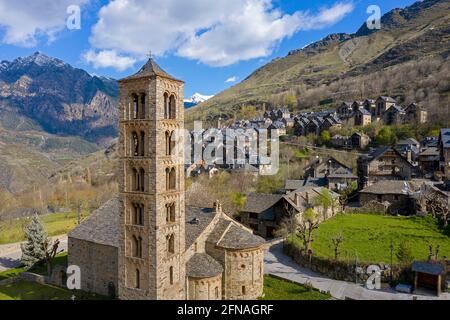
(188, 0), (450, 123)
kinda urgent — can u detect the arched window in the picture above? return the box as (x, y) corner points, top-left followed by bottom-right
(215, 287), (219, 299)
(132, 235), (142, 258)
(135, 269), (140, 289)
(169, 95), (176, 119)
(167, 234), (175, 254)
(169, 266), (174, 285)
(139, 131), (145, 156)
(165, 131), (171, 156)
(165, 203), (175, 223)
(132, 94), (139, 119)
(165, 167), (176, 191)
(132, 203), (144, 226)
(131, 131), (139, 156)
(139, 168), (145, 192)
(140, 93), (146, 119)
(164, 93), (169, 119)
(169, 168), (176, 190)
(132, 168), (138, 191)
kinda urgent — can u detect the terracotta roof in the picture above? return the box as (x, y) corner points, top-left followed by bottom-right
(186, 253), (223, 278)
(68, 197), (120, 247)
(119, 58), (182, 82)
(242, 193), (283, 213)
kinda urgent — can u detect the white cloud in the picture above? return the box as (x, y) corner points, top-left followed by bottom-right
(87, 0), (354, 68)
(83, 49), (136, 71)
(225, 76), (238, 83)
(0, 0), (89, 47)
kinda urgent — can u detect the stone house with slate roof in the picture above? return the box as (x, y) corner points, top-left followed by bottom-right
(438, 129), (450, 181)
(68, 59), (265, 300)
(357, 147), (416, 188)
(240, 187), (340, 239)
(354, 108), (372, 126)
(375, 96), (396, 116)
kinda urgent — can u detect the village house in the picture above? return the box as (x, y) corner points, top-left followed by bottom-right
(337, 102), (353, 118)
(354, 108), (372, 126)
(375, 96), (396, 116)
(241, 187), (340, 239)
(351, 132), (371, 149)
(357, 147), (416, 189)
(282, 117), (295, 128)
(277, 108), (291, 119)
(394, 138), (420, 164)
(305, 118), (322, 136)
(363, 99), (376, 116)
(331, 134), (351, 149)
(351, 100), (364, 113)
(383, 105), (406, 125)
(359, 180), (419, 214)
(418, 147), (440, 176)
(438, 129), (450, 181)
(304, 156), (357, 190)
(404, 103), (428, 124)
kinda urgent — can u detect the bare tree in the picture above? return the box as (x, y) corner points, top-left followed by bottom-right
(330, 233), (344, 260)
(296, 208), (320, 254)
(42, 238), (60, 275)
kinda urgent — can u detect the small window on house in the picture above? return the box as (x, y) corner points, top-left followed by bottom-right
(377, 195), (382, 202)
(242, 286), (246, 295)
(215, 287), (219, 299)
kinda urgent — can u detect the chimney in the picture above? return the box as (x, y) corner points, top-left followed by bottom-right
(214, 200), (222, 213)
(294, 192), (301, 207)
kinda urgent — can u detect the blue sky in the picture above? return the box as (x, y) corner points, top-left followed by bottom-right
(0, 0), (418, 97)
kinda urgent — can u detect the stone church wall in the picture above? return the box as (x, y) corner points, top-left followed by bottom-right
(68, 237), (118, 297)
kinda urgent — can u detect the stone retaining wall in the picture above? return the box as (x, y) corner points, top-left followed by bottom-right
(284, 242), (412, 284)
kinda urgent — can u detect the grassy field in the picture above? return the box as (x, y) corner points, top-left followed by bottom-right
(0, 211), (88, 245)
(0, 281), (107, 300)
(0, 253), (68, 281)
(261, 275), (330, 300)
(289, 214), (450, 264)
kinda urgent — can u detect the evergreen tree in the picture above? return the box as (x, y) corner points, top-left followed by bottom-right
(20, 214), (48, 267)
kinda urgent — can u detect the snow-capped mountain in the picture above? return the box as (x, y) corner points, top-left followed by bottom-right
(184, 92), (214, 106)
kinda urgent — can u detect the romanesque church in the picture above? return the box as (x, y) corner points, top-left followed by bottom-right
(68, 58), (265, 300)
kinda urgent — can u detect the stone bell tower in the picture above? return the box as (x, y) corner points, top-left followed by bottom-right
(118, 58), (186, 300)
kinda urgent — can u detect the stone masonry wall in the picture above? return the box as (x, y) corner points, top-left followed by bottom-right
(68, 237), (118, 297)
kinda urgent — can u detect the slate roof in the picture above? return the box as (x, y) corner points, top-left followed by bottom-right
(328, 167), (357, 179)
(68, 197), (120, 247)
(185, 206), (216, 249)
(356, 108), (371, 116)
(439, 129), (450, 148)
(215, 222), (266, 250)
(360, 180), (419, 195)
(285, 180), (307, 190)
(119, 58), (182, 82)
(412, 261), (445, 276)
(378, 96), (396, 103)
(186, 253), (223, 278)
(419, 147), (439, 156)
(242, 193), (283, 213)
(397, 138), (420, 146)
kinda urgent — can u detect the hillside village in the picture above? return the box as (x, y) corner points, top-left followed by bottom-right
(185, 94), (449, 238)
